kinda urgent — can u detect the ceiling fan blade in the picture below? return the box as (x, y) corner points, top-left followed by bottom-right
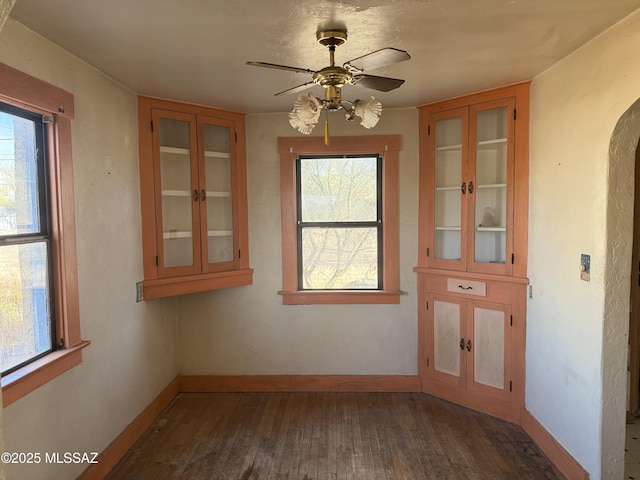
(345, 48), (411, 72)
(246, 61), (315, 75)
(275, 81), (316, 96)
(352, 74), (405, 92)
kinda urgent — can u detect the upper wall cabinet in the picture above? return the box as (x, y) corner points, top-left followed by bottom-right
(416, 83), (530, 278)
(138, 97), (253, 300)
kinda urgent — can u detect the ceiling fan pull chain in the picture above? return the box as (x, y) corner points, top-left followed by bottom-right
(324, 110), (330, 146)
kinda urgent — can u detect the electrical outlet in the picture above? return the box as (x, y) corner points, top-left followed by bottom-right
(580, 254), (590, 282)
(136, 281), (143, 302)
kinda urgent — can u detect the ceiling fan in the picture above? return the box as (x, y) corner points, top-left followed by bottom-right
(246, 29), (411, 138)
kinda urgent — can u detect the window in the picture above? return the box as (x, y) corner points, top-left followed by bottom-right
(0, 104), (54, 375)
(278, 135), (402, 305)
(0, 62), (89, 407)
(298, 154), (382, 290)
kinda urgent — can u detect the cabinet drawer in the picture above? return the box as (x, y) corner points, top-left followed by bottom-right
(419, 273), (516, 305)
(447, 278), (486, 297)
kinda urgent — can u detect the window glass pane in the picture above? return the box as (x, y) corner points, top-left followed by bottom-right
(300, 156), (377, 222)
(301, 227), (378, 289)
(0, 111), (40, 236)
(0, 242), (52, 374)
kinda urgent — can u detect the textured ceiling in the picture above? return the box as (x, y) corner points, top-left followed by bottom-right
(9, 0), (640, 113)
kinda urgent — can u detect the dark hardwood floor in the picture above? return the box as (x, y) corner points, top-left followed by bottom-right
(107, 392), (564, 480)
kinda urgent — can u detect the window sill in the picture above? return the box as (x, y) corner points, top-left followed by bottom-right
(278, 290), (404, 305)
(1, 340), (91, 407)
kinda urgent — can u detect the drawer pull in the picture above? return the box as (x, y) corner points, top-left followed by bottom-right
(458, 285), (473, 290)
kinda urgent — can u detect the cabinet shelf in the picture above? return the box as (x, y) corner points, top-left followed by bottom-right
(478, 138), (507, 147)
(163, 230), (233, 239)
(436, 226), (461, 231)
(436, 144), (462, 152)
(159, 146), (231, 159)
(160, 146), (189, 155)
(205, 150), (230, 159)
(161, 190), (231, 197)
(161, 189), (190, 197)
(207, 230), (232, 237)
(163, 231), (192, 239)
(476, 183), (506, 189)
(436, 185), (462, 191)
(477, 226), (506, 232)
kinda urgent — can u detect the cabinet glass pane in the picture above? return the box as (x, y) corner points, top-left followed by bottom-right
(434, 300), (461, 376)
(434, 116), (462, 261)
(203, 123), (234, 264)
(473, 307), (504, 389)
(474, 107), (507, 264)
(159, 118), (194, 268)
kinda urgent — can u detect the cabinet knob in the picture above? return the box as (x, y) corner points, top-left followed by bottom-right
(461, 182), (466, 194)
(460, 338), (465, 350)
(193, 189), (199, 201)
(201, 189), (207, 201)
(466, 339), (472, 352)
(468, 181), (474, 194)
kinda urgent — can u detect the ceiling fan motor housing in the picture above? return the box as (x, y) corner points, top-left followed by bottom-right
(316, 30), (348, 47)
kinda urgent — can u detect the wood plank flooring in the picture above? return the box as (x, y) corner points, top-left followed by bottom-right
(107, 392), (564, 480)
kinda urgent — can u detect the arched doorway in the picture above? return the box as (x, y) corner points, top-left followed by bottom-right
(605, 98), (640, 478)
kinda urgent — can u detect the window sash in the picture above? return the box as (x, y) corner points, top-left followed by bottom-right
(0, 102), (56, 377)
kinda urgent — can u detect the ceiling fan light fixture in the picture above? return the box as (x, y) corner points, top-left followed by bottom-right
(353, 96), (382, 129)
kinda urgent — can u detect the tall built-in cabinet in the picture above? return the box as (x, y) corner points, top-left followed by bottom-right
(414, 83), (530, 422)
(138, 97), (253, 299)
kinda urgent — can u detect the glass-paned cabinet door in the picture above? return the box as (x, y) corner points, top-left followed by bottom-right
(430, 108), (468, 269)
(199, 117), (237, 272)
(469, 100), (514, 274)
(154, 111), (200, 276)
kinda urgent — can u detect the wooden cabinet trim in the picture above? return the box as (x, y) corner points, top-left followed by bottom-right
(141, 268), (254, 300)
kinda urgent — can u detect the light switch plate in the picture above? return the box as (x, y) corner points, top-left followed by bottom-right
(580, 254), (590, 282)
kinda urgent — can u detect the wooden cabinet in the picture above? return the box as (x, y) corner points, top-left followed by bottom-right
(417, 83), (529, 277)
(138, 97), (253, 299)
(417, 273), (526, 421)
(415, 83), (529, 422)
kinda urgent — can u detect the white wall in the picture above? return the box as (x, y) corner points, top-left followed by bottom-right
(527, 9), (640, 479)
(178, 109), (420, 376)
(0, 20), (178, 479)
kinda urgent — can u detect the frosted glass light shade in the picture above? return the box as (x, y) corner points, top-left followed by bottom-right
(354, 96), (382, 129)
(288, 93), (321, 134)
